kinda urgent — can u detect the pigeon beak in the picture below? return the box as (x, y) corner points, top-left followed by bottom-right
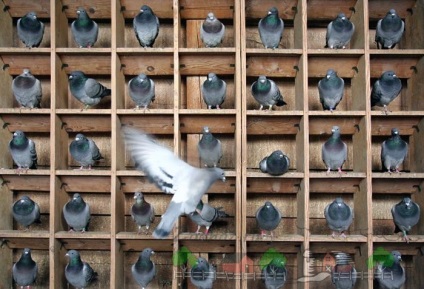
(393, 74), (397, 78)
(13, 132), (17, 136)
(151, 251), (155, 255)
(208, 77), (213, 81)
(341, 17), (346, 20)
(69, 75), (73, 79)
(65, 253), (69, 257)
(140, 9), (144, 13)
(75, 137), (80, 141)
(222, 176), (226, 182)
(134, 195), (138, 199)
(331, 129), (335, 133)
(268, 11), (272, 15)
(77, 10), (81, 14)
(326, 75), (331, 79)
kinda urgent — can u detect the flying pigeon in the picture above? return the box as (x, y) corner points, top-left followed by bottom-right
(200, 12), (225, 47)
(392, 197), (420, 243)
(331, 252), (357, 289)
(12, 196), (41, 230)
(324, 197), (353, 238)
(201, 73), (227, 109)
(374, 251), (405, 289)
(12, 248), (38, 288)
(71, 7), (99, 48)
(322, 126), (347, 175)
(197, 126), (222, 168)
(375, 9), (405, 49)
(9, 130), (37, 174)
(381, 128), (408, 173)
(326, 13), (355, 49)
(63, 193), (91, 232)
(256, 201), (282, 237)
(318, 69), (344, 112)
(128, 73), (155, 110)
(69, 133), (103, 170)
(134, 5), (160, 47)
(371, 71), (402, 114)
(251, 75), (286, 110)
(259, 150), (290, 176)
(132, 248), (156, 289)
(190, 257), (216, 289)
(65, 250), (97, 288)
(12, 68), (42, 108)
(188, 200), (228, 234)
(131, 191), (155, 234)
(68, 70), (111, 109)
(258, 7), (284, 49)
(122, 127), (226, 239)
(17, 12), (44, 48)
(262, 256), (287, 289)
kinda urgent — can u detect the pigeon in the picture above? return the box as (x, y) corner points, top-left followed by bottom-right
(132, 248), (156, 289)
(256, 201), (282, 237)
(322, 126), (347, 175)
(9, 130), (37, 174)
(12, 69), (42, 108)
(17, 12), (44, 48)
(251, 76), (287, 110)
(63, 193), (91, 232)
(392, 197), (420, 243)
(375, 9), (405, 49)
(324, 197), (353, 238)
(69, 133), (103, 170)
(318, 69), (344, 112)
(262, 256), (287, 289)
(71, 7), (99, 48)
(200, 12), (225, 47)
(331, 252), (357, 289)
(133, 5), (160, 47)
(371, 71), (402, 114)
(197, 126), (222, 168)
(131, 191), (155, 234)
(258, 7), (284, 49)
(259, 150), (290, 176)
(188, 199), (228, 234)
(68, 71), (111, 109)
(326, 13), (355, 49)
(374, 251), (405, 289)
(190, 257), (216, 289)
(12, 248), (38, 288)
(12, 196), (41, 230)
(381, 128), (408, 173)
(128, 73), (155, 109)
(121, 127), (226, 239)
(201, 73), (227, 109)
(65, 250), (97, 289)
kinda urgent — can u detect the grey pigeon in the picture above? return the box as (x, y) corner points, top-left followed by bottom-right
(375, 9), (405, 49)
(190, 257), (216, 289)
(12, 69), (42, 108)
(392, 197), (420, 243)
(200, 12), (225, 47)
(259, 150), (290, 176)
(70, 133), (103, 170)
(322, 126), (347, 175)
(131, 191), (155, 234)
(331, 252), (357, 289)
(324, 197), (353, 238)
(251, 75), (286, 110)
(326, 13), (355, 49)
(63, 193), (91, 232)
(133, 5), (159, 47)
(374, 251), (405, 289)
(188, 200), (228, 234)
(71, 7), (99, 48)
(381, 128), (408, 173)
(121, 127), (226, 239)
(128, 73), (155, 109)
(318, 69), (344, 112)
(262, 256), (287, 289)
(132, 248), (156, 289)
(256, 201), (282, 237)
(17, 12), (44, 48)
(68, 71), (111, 109)
(9, 130), (37, 173)
(258, 7), (284, 49)
(12, 196), (41, 230)
(371, 71), (402, 114)
(65, 250), (97, 288)
(201, 73), (227, 109)
(12, 248), (38, 288)
(197, 126), (222, 168)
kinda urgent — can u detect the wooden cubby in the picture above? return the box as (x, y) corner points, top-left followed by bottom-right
(1, 0), (424, 288)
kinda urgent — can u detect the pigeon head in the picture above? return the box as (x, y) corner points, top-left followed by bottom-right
(134, 191), (144, 203)
(69, 71), (86, 81)
(22, 248), (32, 256)
(391, 128), (400, 136)
(141, 248), (155, 258)
(207, 73), (217, 82)
(381, 70), (397, 81)
(207, 167), (226, 182)
(140, 5), (153, 13)
(326, 69), (336, 79)
(331, 126), (341, 137)
(72, 193), (83, 202)
(22, 68), (31, 76)
(202, 126), (210, 134)
(388, 9), (397, 17)
(76, 7), (88, 17)
(12, 131), (28, 145)
(25, 12), (38, 20)
(66, 249), (81, 260)
(137, 73), (148, 82)
(268, 7), (279, 16)
(391, 251), (402, 263)
(13, 130), (26, 139)
(265, 201), (274, 209)
(337, 13), (347, 20)
(207, 12), (216, 21)
(75, 133), (87, 142)
(335, 197), (344, 207)
(402, 197), (412, 207)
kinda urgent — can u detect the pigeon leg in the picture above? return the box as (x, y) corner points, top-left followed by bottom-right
(330, 108), (334, 113)
(259, 105), (264, 110)
(68, 228), (75, 233)
(88, 165), (92, 170)
(403, 231), (410, 243)
(137, 226), (142, 235)
(331, 231), (336, 238)
(216, 105), (221, 109)
(395, 168), (401, 174)
(337, 167), (346, 177)
(268, 105), (273, 110)
(261, 230), (267, 237)
(340, 232), (347, 239)
(326, 167), (331, 175)
(195, 226), (202, 234)
(205, 226), (210, 235)
(383, 105), (391, 115)
(208, 105), (212, 109)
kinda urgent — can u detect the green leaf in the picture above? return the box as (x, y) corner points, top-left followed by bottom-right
(367, 247), (393, 269)
(259, 248), (287, 270)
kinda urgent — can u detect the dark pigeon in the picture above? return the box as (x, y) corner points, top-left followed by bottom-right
(256, 201), (282, 237)
(188, 200), (228, 234)
(381, 128), (408, 173)
(259, 150), (290, 176)
(131, 191), (155, 234)
(128, 73), (155, 109)
(326, 13), (355, 49)
(9, 130), (37, 174)
(65, 250), (97, 288)
(324, 197), (353, 238)
(322, 126), (347, 175)
(71, 7), (99, 48)
(197, 126), (222, 168)
(63, 193), (91, 232)
(200, 12), (225, 47)
(133, 5), (159, 47)
(392, 197), (420, 243)
(251, 75), (286, 110)
(12, 196), (41, 230)
(374, 251), (405, 289)
(262, 256), (287, 289)
(258, 7), (284, 49)
(201, 73), (227, 109)
(190, 257), (216, 289)
(12, 68), (42, 108)
(12, 248), (38, 288)
(318, 69), (344, 112)
(132, 248), (156, 289)
(331, 252), (357, 289)
(17, 12), (44, 48)
(70, 133), (103, 170)
(375, 9), (405, 49)
(371, 70), (402, 114)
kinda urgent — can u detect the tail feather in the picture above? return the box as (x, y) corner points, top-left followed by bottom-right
(276, 99), (287, 107)
(153, 201), (182, 239)
(100, 88), (111, 98)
